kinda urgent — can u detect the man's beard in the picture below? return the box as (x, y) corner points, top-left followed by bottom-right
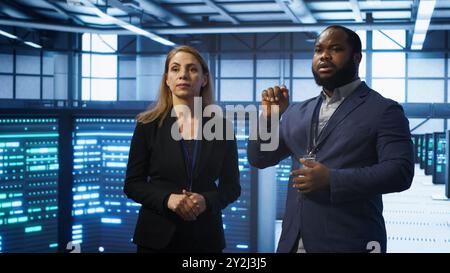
(312, 57), (358, 91)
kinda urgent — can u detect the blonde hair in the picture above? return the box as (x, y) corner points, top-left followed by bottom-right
(137, 45), (214, 126)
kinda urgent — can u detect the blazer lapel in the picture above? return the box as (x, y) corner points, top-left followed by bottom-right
(315, 82), (369, 148)
(161, 115), (189, 186)
(304, 95), (322, 153)
(193, 117), (213, 181)
(163, 114), (215, 186)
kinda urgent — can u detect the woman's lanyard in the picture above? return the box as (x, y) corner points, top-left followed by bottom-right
(180, 139), (199, 191)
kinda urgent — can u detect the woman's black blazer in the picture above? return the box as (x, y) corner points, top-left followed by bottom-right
(124, 114), (241, 250)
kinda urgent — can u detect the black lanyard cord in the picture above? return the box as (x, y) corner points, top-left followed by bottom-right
(180, 139), (199, 191)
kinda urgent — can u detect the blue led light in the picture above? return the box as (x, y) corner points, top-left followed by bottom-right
(0, 118), (59, 252)
(72, 118), (137, 252)
(236, 244), (249, 249)
(101, 218), (121, 224)
(68, 117), (253, 253)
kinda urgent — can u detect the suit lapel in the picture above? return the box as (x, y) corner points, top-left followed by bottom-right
(315, 82), (369, 148)
(161, 115), (189, 185)
(305, 96), (322, 153)
(193, 117), (213, 181)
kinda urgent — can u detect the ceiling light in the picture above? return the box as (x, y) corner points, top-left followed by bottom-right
(79, 0), (176, 47)
(0, 29), (18, 39)
(411, 0), (436, 50)
(24, 41), (42, 49)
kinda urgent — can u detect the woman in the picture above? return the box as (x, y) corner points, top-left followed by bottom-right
(124, 45), (241, 253)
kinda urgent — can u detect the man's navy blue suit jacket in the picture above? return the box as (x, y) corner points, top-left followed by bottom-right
(248, 82), (414, 253)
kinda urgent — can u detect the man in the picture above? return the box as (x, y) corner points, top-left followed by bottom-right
(247, 25), (414, 253)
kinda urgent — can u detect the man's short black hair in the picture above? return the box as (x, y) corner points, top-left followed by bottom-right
(321, 25), (362, 54)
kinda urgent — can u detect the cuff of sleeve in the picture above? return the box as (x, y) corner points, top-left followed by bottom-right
(161, 193), (173, 215)
(201, 191), (219, 215)
(142, 188), (174, 216)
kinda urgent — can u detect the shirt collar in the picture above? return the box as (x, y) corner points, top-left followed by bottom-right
(321, 78), (361, 104)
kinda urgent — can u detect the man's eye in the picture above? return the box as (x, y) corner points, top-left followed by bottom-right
(171, 67), (179, 71)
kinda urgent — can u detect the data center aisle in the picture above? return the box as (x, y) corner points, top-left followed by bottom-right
(383, 165), (450, 252)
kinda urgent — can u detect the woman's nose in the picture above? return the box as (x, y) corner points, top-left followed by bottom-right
(178, 68), (188, 79)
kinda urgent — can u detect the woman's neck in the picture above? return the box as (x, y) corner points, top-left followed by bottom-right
(172, 97), (199, 139)
(173, 97), (195, 116)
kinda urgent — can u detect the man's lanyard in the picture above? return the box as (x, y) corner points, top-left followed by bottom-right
(180, 139), (199, 191)
(308, 95), (324, 155)
(309, 90), (351, 155)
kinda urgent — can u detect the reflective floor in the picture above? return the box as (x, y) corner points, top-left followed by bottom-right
(384, 164), (450, 253)
(274, 164), (450, 253)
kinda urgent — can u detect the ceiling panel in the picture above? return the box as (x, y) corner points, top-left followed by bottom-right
(156, 0), (204, 3)
(359, 0), (413, 10)
(220, 3), (281, 13)
(307, 1), (351, 11)
(432, 0), (450, 9)
(433, 10), (450, 18)
(185, 15), (229, 23)
(214, 0), (273, 3)
(372, 11), (411, 20)
(167, 4), (216, 14)
(235, 13), (292, 22)
(314, 12), (356, 20)
(55, 3), (128, 17)
(0, 0), (448, 38)
(33, 10), (68, 21)
(14, 0), (56, 10)
(76, 15), (117, 26)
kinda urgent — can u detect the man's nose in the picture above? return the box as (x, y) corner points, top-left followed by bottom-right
(320, 50), (331, 61)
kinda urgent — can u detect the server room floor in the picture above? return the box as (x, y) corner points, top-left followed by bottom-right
(274, 164), (450, 252)
(383, 164), (450, 253)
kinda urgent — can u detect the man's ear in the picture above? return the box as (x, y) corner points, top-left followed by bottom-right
(354, 53), (362, 64)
